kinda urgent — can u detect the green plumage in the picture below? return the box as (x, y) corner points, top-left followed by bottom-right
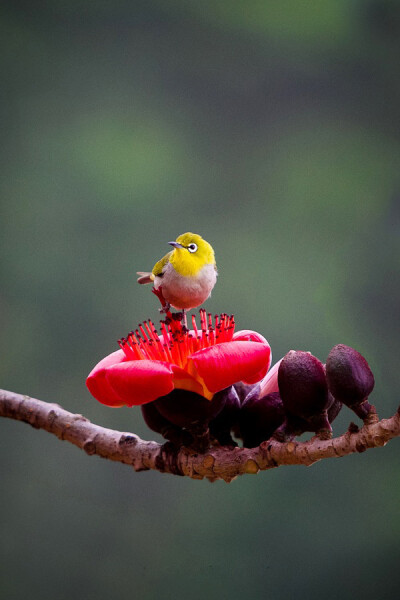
(152, 251), (173, 277)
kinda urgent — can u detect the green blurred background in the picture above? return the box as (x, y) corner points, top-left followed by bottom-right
(1, 1), (399, 598)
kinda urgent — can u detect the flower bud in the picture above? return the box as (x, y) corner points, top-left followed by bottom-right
(276, 350), (332, 439)
(237, 389), (285, 448)
(141, 402), (193, 447)
(233, 381), (259, 403)
(278, 351), (330, 418)
(153, 388), (227, 429)
(325, 344), (375, 420)
(327, 393), (342, 424)
(209, 386), (241, 447)
(141, 388), (229, 451)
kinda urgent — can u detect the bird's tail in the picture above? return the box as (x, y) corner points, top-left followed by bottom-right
(137, 272), (154, 285)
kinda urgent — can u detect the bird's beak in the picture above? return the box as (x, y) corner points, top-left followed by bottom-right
(168, 241), (184, 249)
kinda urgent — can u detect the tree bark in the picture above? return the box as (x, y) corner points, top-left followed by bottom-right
(1, 388), (399, 483)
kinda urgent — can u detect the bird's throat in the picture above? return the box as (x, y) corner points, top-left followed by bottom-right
(170, 251), (203, 277)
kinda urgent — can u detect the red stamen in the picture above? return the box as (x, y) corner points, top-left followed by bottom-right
(162, 343), (173, 363)
(128, 333), (145, 359)
(122, 335), (135, 359)
(144, 321), (157, 345)
(132, 328), (151, 360)
(139, 323), (150, 343)
(188, 333), (194, 355)
(137, 339), (150, 360)
(118, 339), (132, 360)
(152, 338), (165, 361)
(199, 310), (208, 348)
(170, 339), (182, 367)
(119, 309), (236, 367)
(180, 328), (189, 362)
(126, 340), (139, 360)
(200, 309), (207, 332)
(161, 322), (171, 345)
(192, 314), (199, 340)
(200, 333), (205, 348)
(177, 338), (185, 367)
(143, 339), (156, 360)
(149, 320), (161, 343)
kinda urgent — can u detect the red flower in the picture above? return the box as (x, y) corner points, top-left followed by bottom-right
(87, 310), (271, 407)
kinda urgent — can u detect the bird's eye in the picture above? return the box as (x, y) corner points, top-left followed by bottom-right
(187, 243), (198, 253)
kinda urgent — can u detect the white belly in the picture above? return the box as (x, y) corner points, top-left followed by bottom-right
(155, 263), (217, 310)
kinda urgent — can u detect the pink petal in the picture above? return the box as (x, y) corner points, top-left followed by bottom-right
(233, 330), (269, 345)
(231, 331), (272, 382)
(86, 349), (128, 407)
(259, 358), (283, 397)
(105, 360), (175, 406)
(190, 340), (271, 393)
(88, 349), (127, 375)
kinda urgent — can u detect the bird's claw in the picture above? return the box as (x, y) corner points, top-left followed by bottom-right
(159, 303), (171, 314)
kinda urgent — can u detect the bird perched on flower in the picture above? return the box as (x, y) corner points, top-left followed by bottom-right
(137, 232), (217, 313)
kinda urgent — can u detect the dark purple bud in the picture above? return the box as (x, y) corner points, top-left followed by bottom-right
(278, 350), (330, 418)
(209, 386), (241, 447)
(277, 350), (331, 439)
(141, 402), (193, 447)
(238, 389), (285, 448)
(233, 381), (259, 403)
(153, 388), (226, 429)
(142, 388), (231, 452)
(327, 392), (343, 424)
(141, 401), (171, 434)
(271, 391), (342, 442)
(326, 344), (375, 421)
(150, 387), (233, 451)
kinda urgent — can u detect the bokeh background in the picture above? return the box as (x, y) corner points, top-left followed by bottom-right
(1, 1), (399, 598)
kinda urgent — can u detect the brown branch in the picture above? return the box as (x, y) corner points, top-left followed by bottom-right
(1, 388), (399, 483)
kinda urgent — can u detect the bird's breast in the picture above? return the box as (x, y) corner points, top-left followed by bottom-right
(155, 263), (217, 310)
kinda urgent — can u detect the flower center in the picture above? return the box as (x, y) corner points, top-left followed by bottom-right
(118, 309), (235, 369)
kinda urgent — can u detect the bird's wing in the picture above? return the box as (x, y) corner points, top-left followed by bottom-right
(152, 251), (173, 277)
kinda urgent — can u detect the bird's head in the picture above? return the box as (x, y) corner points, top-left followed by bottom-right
(169, 232), (215, 276)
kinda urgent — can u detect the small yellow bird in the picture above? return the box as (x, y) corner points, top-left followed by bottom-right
(137, 232), (217, 312)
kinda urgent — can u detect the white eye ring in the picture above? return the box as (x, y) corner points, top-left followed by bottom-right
(187, 243), (198, 253)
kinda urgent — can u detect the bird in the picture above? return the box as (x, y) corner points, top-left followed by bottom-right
(137, 232), (217, 314)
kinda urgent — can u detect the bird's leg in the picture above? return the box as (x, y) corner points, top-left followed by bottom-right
(152, 286), (188, 329)
(159, 302), (172, 314)
(152, 287), (172, 315)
